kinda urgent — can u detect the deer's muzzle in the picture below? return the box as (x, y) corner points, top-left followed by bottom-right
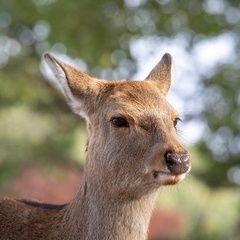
(165, 152), (190, 175)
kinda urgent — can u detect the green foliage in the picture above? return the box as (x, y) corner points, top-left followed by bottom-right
(0, 0), (240, 238)
(159, 178), (240, 240)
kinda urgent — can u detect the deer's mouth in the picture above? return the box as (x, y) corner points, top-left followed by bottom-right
(152, 170), (188, 185)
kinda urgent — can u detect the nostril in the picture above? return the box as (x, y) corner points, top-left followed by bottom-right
(181, 153), (190, 162)
(165, 153), (177, 166)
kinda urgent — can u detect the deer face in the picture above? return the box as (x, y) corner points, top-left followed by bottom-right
(45, 53), (191, 199)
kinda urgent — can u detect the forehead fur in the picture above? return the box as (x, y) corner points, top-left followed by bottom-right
(112, 81), (162, 104)
(96, 80), (176, 118)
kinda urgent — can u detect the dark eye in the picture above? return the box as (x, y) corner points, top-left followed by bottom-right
(111, 117), (129, 128)
(173, 117), (181, 128)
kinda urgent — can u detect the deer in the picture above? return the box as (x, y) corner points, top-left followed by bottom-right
(0, 52), (191, 240)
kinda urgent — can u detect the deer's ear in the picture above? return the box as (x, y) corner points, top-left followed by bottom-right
(44, 53), (98, 118)
(145, 53), (172, 95)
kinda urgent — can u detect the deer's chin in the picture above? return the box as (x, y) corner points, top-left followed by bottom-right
(153, 171), (187, 185)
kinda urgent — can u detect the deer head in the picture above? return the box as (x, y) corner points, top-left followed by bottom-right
(44, 53), (191, 200)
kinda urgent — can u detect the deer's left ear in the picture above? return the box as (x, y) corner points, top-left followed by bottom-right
(145, 53), (172, 95)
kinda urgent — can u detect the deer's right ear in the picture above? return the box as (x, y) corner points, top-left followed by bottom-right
(44, 53), (99, 118)
(145, 53), (172, 95)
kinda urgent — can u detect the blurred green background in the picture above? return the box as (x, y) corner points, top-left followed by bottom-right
(0, 0), (240, 239)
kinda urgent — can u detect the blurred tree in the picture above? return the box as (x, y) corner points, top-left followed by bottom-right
(0, 0), (240, 188)
(0, 1), (240, 239)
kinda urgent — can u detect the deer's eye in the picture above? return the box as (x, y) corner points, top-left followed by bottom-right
(111, 117), (129, 128)
(173, 117), (181, 128)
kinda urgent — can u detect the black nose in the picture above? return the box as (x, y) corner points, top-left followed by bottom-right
(165, 152), (190, 175)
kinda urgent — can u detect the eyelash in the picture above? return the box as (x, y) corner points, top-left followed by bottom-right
(173, 117), (182, 128)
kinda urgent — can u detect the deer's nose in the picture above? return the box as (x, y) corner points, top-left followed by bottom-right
(165, 152), (190, 175)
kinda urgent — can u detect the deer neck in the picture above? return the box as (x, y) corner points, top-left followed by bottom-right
(60, 172), (157, 240)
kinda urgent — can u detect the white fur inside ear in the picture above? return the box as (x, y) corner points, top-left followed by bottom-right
(42, 54), (87, 119)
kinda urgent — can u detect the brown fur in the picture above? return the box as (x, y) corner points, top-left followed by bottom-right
(0, 53), (191, 239)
